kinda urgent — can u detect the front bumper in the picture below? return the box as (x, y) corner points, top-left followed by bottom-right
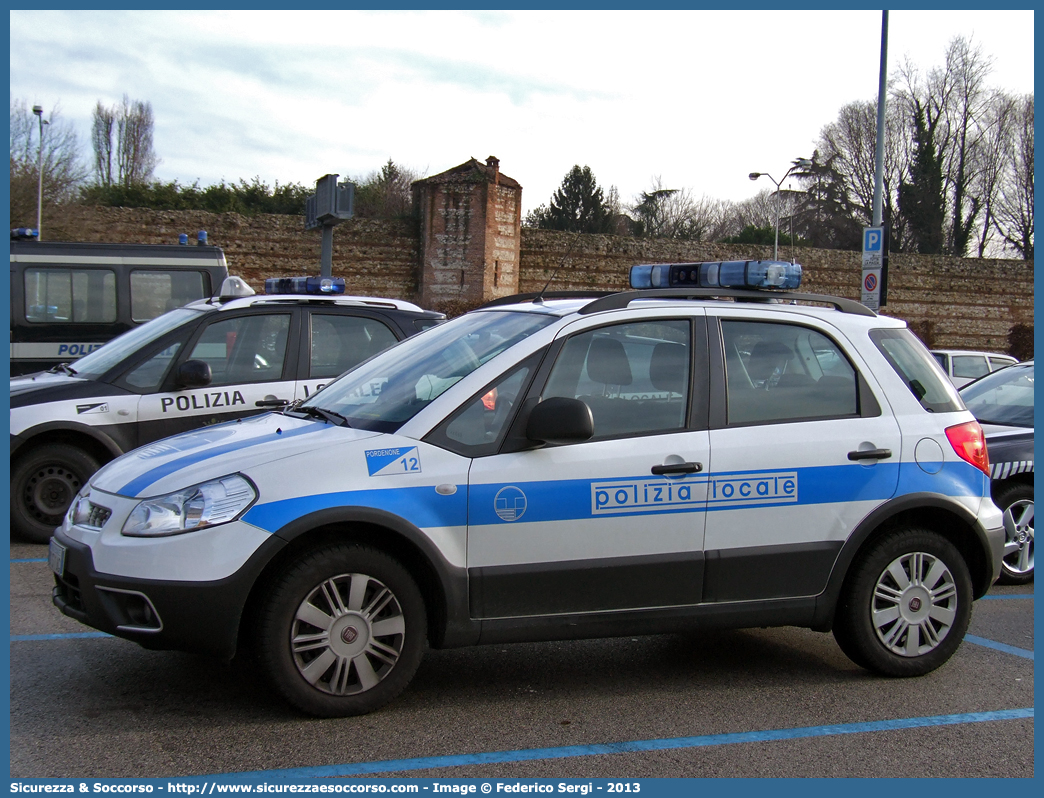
(51, 527), (286, 660)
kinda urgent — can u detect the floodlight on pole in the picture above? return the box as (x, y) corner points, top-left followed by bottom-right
(32, 105), (48, 240)
(748, 158), (812, 259)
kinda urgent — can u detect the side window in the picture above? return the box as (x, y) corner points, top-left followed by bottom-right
(123, 342), (185, 391)
(438, 365), (533, 455)
(988, 356), (1015, 372)
(722, 320), (858, 425)
(871, 329), (962, 413)
(952, 355), (989, 380)
(24, 268), (116, 323)
(186, 313), (291, 387)
(542, 320), (690, 438)
(309, 314), (398, 379)
(131, 270), (207, 321)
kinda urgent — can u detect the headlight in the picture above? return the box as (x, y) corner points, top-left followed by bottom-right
(122, 474), (257, 537)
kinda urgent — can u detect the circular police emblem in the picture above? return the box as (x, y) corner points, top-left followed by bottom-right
(494, 486), (527, 522)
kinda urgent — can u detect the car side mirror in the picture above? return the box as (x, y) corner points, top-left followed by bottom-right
(175, 359), (212, 389)
(526, 397), (594, 445)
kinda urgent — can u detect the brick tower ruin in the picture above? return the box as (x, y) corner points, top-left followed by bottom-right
(412, 156), (522, 309)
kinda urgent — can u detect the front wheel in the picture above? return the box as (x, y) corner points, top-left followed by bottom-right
(11, 444), (100, 543)
(255, 543), (427, 717)
(994, 482), (1033, 585)
(833, 527), (972, 677)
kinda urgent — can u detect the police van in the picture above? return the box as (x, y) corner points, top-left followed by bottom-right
(10, 231), (229, 376)
(11, 275), (445, 542)
(49, 261), (1005, 717)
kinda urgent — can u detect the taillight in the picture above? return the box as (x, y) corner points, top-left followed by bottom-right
(945, 421), (990, 476)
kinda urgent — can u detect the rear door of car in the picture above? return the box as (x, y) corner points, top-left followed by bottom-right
(294, 308), (404, 401)
(701, 311), (902, 603)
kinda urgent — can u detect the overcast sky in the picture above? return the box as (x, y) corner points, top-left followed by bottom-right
(9, 9), (1036, 216)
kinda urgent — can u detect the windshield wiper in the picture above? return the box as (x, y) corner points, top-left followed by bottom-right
(290, 405), (351, 427)
(48, 362), (77, 376)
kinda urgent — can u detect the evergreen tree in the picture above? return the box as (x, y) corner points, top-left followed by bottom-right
(899, 103), (946, 254)
(530, 165), (613, 234)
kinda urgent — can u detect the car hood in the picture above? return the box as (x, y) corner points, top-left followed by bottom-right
(10, 371), (84, 397)
(90, 412), (381, 498)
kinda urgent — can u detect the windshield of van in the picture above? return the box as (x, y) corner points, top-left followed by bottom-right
(293, 310), (557, 432)
(64, 308), (205, 379)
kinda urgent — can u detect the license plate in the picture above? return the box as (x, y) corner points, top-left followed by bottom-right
(48, 538), (66, 577)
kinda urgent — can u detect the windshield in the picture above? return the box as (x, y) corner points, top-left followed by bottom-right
(960, 362), (1034, 427)
(63, 308), (205, 379)
(295, 310), (557, 432)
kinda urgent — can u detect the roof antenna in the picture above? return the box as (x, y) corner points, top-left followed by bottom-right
(535, 230), (584, 304)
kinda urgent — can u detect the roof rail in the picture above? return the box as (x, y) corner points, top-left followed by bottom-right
(577, 288), (877, 317)
(477, 290), (614, 310)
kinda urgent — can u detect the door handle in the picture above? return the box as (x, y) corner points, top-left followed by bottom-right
(848, 448), (892, 461)
(255, 396), (290, 408)
(651, 462), (703, 475)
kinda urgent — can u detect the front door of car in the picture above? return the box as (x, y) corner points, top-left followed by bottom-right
(701, 316), (902, 603)
(133, 309), (300, 445)
(464, 315), (710, 619)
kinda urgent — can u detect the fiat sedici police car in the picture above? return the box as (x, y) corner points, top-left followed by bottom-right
(51, 261), (1005, 717)
(11, 276), (444, 543)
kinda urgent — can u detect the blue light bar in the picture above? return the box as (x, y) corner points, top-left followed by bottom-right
(630, 261), (802, 291)
(265, 276), (347, 295)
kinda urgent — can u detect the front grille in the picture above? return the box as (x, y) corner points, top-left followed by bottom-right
(84, 502), (112, 529)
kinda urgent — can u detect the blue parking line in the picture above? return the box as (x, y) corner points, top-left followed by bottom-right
(214, 708), (1034, 778)
(981, 594), (1034, 599)
(10, 558), (47, 563)
(965, 634), (1034, 660)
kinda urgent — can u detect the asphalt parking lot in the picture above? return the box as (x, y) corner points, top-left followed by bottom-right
(9, 539), (1034, 780)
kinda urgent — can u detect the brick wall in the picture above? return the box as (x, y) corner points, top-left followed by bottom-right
(54, 205), (420, 301)
(50, 206), (1033, 352)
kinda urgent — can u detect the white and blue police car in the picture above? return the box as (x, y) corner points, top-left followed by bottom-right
(11, 276), (444, 543)
(50, 261), (1006, 717)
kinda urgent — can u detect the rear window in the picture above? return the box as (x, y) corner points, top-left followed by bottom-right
(870, 329), (962, 413)
(960, 363), (1034, 427)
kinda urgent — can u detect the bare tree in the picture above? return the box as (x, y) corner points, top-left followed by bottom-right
(992, 93), (1034, 259)
(91, 95), (158, 187)
(10, 99), (89, 227)
(732, 189), (778, 231)
(939, 37), (994, 255)
(91, 101), (115, 187)
(972, 91), (1018, 256)
(352, 159), (422, 220)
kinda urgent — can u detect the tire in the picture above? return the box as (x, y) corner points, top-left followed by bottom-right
(11, 444), (100, 543)
(994, 482), (1034, 585)
(255, 543), (427, 717)
(833, 527), (972, 677)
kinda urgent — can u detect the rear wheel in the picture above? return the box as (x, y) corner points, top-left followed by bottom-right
(833, 527), (972, 677)
(994, 483), (1034, 585)
(11, 444), (100, 543)
(255, 543), (427, 717)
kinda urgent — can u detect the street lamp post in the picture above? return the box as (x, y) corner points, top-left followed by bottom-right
(748, 157), (812, 260)
(32, 105), (48, 240)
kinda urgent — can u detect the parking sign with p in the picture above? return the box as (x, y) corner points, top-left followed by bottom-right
(861, 226), (887, 310)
